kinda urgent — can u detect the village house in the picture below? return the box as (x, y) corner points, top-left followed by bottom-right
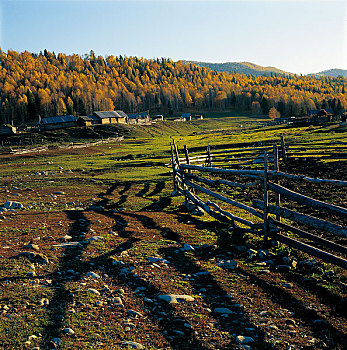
(127, 111), (150, 124)
(181, 113), (191, 121)
(93, 111), (128, 124)
(76, 115), (100, 127)
(39, 115), (77, 131)
(0, 124), (17, 136)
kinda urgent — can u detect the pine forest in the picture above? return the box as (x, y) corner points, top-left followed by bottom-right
(0, 49), (346, 125)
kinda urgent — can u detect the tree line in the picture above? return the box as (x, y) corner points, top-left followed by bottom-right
(0, 49), (346, 125)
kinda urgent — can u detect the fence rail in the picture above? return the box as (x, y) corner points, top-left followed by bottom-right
(170, 136), (347, 269)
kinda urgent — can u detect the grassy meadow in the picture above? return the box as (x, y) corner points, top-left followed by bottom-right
(0, 115), (346, 349)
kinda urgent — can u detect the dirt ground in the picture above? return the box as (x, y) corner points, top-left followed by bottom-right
(0, 150), (346, 350)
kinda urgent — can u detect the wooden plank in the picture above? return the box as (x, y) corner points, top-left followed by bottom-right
(185, 189), (233, 224)
(206, 144), (212, 167)
(263, 152), (269, 240)
(280, 134), (287, 162)
(268, 171), (347, 186)
(184, 178), (264, 219)
(185, 173), (260, 189)
(270, 218), (347, 255)
(268, 182), (347, 218)
(273, 144), (281, 221)
(208, 146), (273, 155)
(184, 145), (191, 174)
(170, 144), (177, 191)
(180, 163), (265, 176)
(206, 200), (255, 227)
(271, 233), (347, 269)
(253, 200), (347, 238)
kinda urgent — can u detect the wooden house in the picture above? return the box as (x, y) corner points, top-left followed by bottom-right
(0, 124), (17, 136)
(181, 113), (191, 121)
(127, 111), (150, 124)
(93, 111), (128, 124)
(40, 115), (77, 131)
(77, 115), (99, 127)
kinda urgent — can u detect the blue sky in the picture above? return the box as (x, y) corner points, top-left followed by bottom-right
(0, 0), (346, 74)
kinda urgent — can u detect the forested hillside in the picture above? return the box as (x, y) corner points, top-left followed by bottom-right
(0, 49), (346, 125)
(182, 60), (290, 76)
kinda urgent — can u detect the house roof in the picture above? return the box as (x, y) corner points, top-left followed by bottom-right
(78, 115), (99, 122)
(181, 113), (191, 118)
(41, 115), (77, 125)
(115, 110), (128, 118)
(94, 111), (125, 119)
(128, 111), (148, 119)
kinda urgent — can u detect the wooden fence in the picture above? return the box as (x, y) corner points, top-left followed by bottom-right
(170, 137), (347, 269)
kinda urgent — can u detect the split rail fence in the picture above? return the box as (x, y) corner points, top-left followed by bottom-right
(170, 136), (347, 269)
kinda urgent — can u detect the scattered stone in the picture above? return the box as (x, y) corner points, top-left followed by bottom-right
(60, 235), (72, 242)
(214, 307), (233, 314)
(217, 259), (237, 270)
(62, 327), (75, 335)
(148, 257), (169, 264)
(87, 288), (100, 295)
(51, 338), (62, 345)
(194, 271), (210, 276)
(247, 249), (257, 259)
(181, 244), (195, 252)
(109, 297), (123, 306)
(86, 272), (101, 279)
(121, 341), (144, 349)
(88, 236), (103, 242)
(24, 243), (40, 251)
(53, 242), (83, 249)
(127, 309), (143, 318)
(158, 294), (194, 304)
(276, 265), (291, 272)
(13, 251), (48, 264)
(257, 250), (268, 259)
(4, 201), (23, 210)
(39, 298), (49, 306)
(285, 319), (296, 326)
(236, 335), (254, 344)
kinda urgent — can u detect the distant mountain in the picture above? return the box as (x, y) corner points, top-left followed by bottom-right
(308, 69), (347, 78)
(181, 60), (292, 77)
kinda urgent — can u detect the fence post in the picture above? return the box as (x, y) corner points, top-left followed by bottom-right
(280, 134), (287, 162)
(263, 152), (269, 242)
(273, 144), (281, 222)
(206, 145), (212, 167)
(170, 143), (177, 192)
(183, 145), (191, 174)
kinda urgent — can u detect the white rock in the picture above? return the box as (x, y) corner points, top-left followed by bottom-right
(217, 259), (237, 270)
(148, 257), (169, 264)
(88, 236), (102, 242)
(236, 335), (254, 344)
(4, 201), (23, 209)
(181, 244), (195, 252)
(51, 338), (62, 345)
(121, 341), (144, 349)
(63, 327), (75, 335)
(127, 309), (143, 317)
(158, 294), (194, 304)
(86, 272), (101, 279)
(87, 288), (100, 295)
